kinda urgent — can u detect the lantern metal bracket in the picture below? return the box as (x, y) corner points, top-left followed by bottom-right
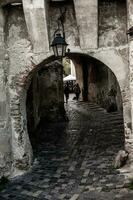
(51, 6), (68, 59)
(54, 7), (67, 39)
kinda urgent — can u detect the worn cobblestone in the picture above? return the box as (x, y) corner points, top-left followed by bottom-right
(0, 99), (133, 199)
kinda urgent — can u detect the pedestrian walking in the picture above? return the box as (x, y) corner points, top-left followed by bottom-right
(64, 82), (70, 103)
(74, 83), (81, 100)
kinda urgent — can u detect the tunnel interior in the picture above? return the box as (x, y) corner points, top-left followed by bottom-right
(68, 54), (123, 113)
(26, 54), (124, 155)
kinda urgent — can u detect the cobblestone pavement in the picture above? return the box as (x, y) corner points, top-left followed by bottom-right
(1, 99), (133, 200)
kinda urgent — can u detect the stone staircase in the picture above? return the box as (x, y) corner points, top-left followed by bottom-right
(68, 101), (125, 152)
(0, 101), (129, 200)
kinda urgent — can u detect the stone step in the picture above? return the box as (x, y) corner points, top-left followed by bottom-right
(95, 116), (123, 122)
(100, 121), (124, 126)
(97, 129), (124, 135)
(96, 126), (124, 131)
(75, 106), (123, 117)
(70, 102), (124, 136)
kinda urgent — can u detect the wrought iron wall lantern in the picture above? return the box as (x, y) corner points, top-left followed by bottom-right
(50, 8), (68, 60)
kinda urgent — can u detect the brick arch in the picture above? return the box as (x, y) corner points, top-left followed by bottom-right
(9, 64), (36, 176)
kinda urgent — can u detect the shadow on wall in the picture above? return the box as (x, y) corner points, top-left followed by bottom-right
(26, 62), (66, 149)
(85, 58), (123, 113)
(71, 55), (123, 113)
(92, 63), (123, 113)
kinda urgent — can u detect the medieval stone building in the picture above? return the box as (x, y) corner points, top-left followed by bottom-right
(0, 0), (133, 178)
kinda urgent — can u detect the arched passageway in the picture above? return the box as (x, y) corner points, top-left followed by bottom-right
(67, 54), (123, 114)
(0, 54), (128, 200)
(26, 53), (125, 161)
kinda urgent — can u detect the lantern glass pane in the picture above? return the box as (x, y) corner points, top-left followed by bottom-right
(57, 44), (63, 57)
(53, 46), (58, 57)
(62, 45), (67, 57)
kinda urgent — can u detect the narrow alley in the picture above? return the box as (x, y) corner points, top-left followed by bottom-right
(0, 98), (133, 200)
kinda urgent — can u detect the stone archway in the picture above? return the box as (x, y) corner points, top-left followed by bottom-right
(8, 52), (131, 176)
(69, 53), (123, 113)
(0, 0), (132, 182)
(67, 51), (130, 122)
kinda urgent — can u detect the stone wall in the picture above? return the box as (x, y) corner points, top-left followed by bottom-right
(26, 62), (65, 148)
(72, 57), (83, 95)
(0, 0), (131, 177)
(48, 0), (79, 49)
(38, 64), (65, 123)
(72, 55), (123, 112)
(73, 0), (98, 49)
(48, 0), (98, 50)
(99, 0), (127, 47)
(22, 0), (49, 55)
(88, 62), (123, 113)
(0, 8), (12, 178)
(4, 4), (33, 177)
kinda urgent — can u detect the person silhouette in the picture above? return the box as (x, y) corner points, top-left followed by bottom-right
(74, 83), (81, 100)
(64, 82), (70, 103)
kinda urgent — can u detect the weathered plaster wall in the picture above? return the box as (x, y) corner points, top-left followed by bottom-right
(0, 7), (12, 178)
(108, 69), (123, 112)
(92, 48), (130, 120)
(49, 0), (98, 50)
(72, 57), (83, 96)
(0, 0), (131, 177)
(126, 0), (133, 165)
(38, 64), (64, 122)
(48, 0), (79, 49)
(88, 63), (107, 105)
(3, 3), (66, 176)
(73, 0), (98, 49)
(5, 5), (33, 176)
(99, 0), (127, 47)
(72, 56), (123, 113)
(26, 62), (65, 148)
(22, 0), (49, 55)
(88, 62), (123, 113)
